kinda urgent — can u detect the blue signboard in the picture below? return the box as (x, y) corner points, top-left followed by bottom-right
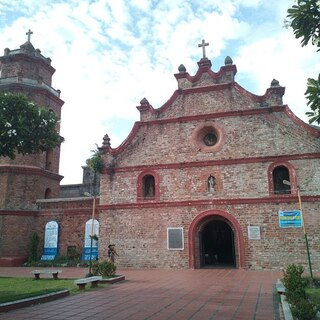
(279, 210), (302, 228)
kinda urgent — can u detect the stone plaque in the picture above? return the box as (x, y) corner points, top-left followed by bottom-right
(41, 221), (59, 260)
(167, 227), (184, 250)
(248, 226), (261, 240)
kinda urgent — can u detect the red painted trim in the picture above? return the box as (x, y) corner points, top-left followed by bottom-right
(0, 53), (56, 74)
(147, 90), (181, 115)
(97, 195), (320, 210)
(38, 209), (96, 215)
(0, 165), (63, 181)
(104, 152), (320, 174)
(0, 83), (64, 106)
(188, 209), (245, 269)
(0, 210), (38, 216)
(103, 106), (284, 157)
(174, 64), (237, 84)
(268, 161), (297, 196)
(284, 106), (320, 137)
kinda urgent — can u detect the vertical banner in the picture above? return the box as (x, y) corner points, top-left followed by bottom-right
(41, 221), (59, 260)
(82, 219), (99, 261)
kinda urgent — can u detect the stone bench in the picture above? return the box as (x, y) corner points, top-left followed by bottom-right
(74, 276), (102, 290)
(31, 270), (62, 280)
(276, 279), (286, 294)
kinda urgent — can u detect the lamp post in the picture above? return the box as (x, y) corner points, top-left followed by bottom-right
(84, 171), (97, 277)
(283, 180), (313, 279)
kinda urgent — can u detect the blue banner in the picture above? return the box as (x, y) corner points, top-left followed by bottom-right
(82, 247), (98, 261)
(279, 210), (302, 228)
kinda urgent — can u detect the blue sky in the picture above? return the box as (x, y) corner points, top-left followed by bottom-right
(0, 0), (318, 184)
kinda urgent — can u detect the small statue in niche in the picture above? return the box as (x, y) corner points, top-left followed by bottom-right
(208, 175), (216, 192)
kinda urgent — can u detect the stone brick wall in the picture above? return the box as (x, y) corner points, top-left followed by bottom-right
(99, 58), (320, 271)
(0, 211), (37, 256)
(99, 201), (320, 271)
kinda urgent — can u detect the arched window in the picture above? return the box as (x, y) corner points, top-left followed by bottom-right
(137, 170), (160, 201)
(268, 162), (297, 196)
(273, 166), (291, 194)
(45, 188), (52, 199)
(143, 175), (155, 198)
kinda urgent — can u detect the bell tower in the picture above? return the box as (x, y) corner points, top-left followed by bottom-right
(0, 30), (64, 209)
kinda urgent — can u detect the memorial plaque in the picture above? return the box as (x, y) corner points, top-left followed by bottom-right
(82, 219), (99, 261)
(41, 221), (59, 260)
(248, 226), (261, 240)
(167, 227), (184, 250)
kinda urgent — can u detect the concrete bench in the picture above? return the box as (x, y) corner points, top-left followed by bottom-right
(74, 276), (102, 290)
(31, 269), (62, 280)
(276, 279), (286, 294)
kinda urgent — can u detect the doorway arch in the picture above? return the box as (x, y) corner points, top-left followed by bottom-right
(188, 210), (245, 269)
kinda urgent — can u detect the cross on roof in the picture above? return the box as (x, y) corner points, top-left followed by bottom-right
(26, 29), (33, 42)
(198, 39), (209, 59)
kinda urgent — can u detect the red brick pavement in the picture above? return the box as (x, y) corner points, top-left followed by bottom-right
(0, 267), (280, 320)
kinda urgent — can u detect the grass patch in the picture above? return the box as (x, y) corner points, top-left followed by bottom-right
(307, 287), (320, 310)
(0, 277), (108, 304)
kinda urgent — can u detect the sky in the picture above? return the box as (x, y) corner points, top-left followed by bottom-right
(0, 0), (319, 184)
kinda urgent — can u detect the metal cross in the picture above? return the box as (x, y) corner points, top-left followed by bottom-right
(198, 39), (209, 59)
(26, 29), (33, 42)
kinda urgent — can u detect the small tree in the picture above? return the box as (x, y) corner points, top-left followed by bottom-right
(286, 0), (320, 124)
(28, 232), (40, 262)
(86, 146), (104, 196)
(0, 92), (64, 159)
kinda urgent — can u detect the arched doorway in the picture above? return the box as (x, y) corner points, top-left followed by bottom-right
(200, 219), (235, 267)
(188, 210), (245, 269)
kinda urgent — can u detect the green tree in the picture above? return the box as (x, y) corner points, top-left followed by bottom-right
(0, 92), (64, 159)
(86, 146), (104, 196)
(286, 0), (320, 123)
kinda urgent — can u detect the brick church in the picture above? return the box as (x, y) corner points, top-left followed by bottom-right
(1, 34), (319, 271)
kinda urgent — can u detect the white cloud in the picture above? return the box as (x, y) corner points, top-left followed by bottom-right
(0, 0), (318, 184)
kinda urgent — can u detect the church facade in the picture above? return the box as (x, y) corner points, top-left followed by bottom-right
(0, 35), (319, 271)
(98, 53), (320, 270)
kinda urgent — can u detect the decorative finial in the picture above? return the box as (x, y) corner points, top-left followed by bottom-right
(224, 56), (233, 65)
(178, 64), (186, 73)
(102, 134), (111, 148)
(198, 39), (209, 59)
(271, 79), (280, 87)
(26, 29), (33, 42)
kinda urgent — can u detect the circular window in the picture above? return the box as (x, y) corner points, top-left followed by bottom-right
(192, 123), (225, 153)
(203, 133), (217, 146)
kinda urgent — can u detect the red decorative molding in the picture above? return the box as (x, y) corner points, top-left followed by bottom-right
(97, 195), (320, 211)
(174, 64), (237, 84)
(0, 165), (63, 181)
(188, 209), (245, 269)
(104, 152), (320, 174)
(0, 210), (38, 216)
(284, 106), (320, 137)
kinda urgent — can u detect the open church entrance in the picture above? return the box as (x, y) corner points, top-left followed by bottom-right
(201, 219), (236, 268)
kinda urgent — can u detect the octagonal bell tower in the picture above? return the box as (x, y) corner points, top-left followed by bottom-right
(0, 30), (64, 209)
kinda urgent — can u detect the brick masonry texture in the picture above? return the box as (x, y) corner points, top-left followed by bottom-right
(99, 58), (320, 271)
(0, 39), (319, 272)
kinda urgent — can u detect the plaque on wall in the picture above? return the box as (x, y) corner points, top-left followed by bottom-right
(167, 227), (184, 250)
(247, 226), (261, 240)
